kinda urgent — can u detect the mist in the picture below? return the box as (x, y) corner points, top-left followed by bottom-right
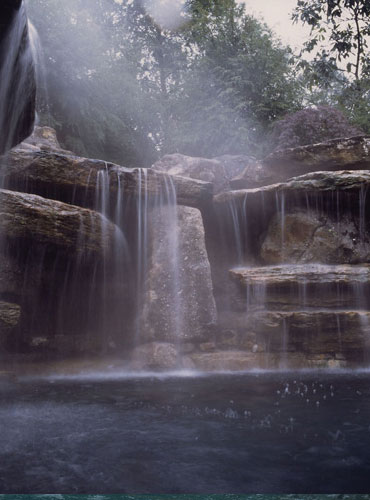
(26, 0), (299, 166)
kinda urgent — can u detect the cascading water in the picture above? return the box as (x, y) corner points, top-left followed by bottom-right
(0, 0), (36, 154)
(220, 180), (370, 369)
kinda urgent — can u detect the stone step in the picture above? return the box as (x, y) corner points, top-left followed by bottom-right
(230, 264), (370, 310)
(218, 309), (370, 363)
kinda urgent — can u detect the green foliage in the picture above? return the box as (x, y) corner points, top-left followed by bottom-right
(293, 0), (370, 81)
(171, 0), (302, 157)
(28, 0), (157, 167)
(28, 0), (303, 162)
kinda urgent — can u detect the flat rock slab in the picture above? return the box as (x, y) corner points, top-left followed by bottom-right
(153, 153), (248, 194)
(230, 264), (370, 287)
(2, 128), (213, 211)
(264, 135), (370, 171)
(230, 136), (370, 190)
(216, 170), (370, 208)
(0, 188), (117, 260)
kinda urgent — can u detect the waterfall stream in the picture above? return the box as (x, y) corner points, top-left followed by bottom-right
(0, 2), (35, 154)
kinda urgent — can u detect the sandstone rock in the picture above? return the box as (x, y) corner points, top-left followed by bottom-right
(230, 136), (370, 189)
(260, 211), (370, 265)
(264, 135), (370, 172)
(0, 188), (116, 261)
(214, 170), (370, 266)
(153, 153), (247, 194)
(229, 160), (275, 190)
(22, 126), (63, 151)
(245, 310), (369, 361)
(2, 129), (213, 212)
(230, 264), (370, 310)
(131, 342), (179, 371)
(141, 205), (217, 344)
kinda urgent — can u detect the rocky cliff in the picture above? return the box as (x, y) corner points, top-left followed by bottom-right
(1, 126), (370, 371)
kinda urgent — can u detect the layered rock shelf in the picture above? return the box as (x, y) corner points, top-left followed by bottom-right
(230, 135), (370, 189)
(1, 129), (213, 213)
(0, 125), (369, 370)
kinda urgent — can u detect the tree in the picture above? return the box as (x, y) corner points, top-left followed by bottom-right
(27, 0), (157, 167)
(293, 0), (370, 82)
(169, 0), (302, 157)
(292, 0), (370, 134)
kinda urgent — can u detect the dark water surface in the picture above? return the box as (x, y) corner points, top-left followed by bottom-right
(0, 371), (369, 493)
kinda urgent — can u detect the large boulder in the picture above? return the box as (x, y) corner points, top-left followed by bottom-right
(152, 153), (247, 194)
(260, 211), (370, 265)
(230, 136), (370, 189)
(0, 188), (116, 261)
(2, 128), (213, 212)
(141, 205), (217, 344)
(0, 0), (36, 153)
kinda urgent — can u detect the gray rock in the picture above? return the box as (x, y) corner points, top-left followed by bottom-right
(230, 136), (370, 190)
(2, 129), (212, 212)
(0, 188), (117, 261)
(153, 153), (246, 194)
(260, 211), (370, 265)
(0, 301), (20, 347)
(131, 342), (179, 371)
(141, 205), (217, 344)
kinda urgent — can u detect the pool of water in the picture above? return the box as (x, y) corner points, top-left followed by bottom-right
(0, 370), (369, 493)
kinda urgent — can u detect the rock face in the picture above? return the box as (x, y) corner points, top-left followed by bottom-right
(2, 129), (213, 212)
(0, 188), (116, 260)
(141, 205), (217, 345)
(0, 301), (21, 347)
(260, 211), (370, 265)
(153, 153), (247, 194)
(230, 136), (370, 189)
(0, 0), (36, 153)
(264, 135), (370, 172)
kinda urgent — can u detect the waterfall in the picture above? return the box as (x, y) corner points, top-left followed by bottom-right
(0, 2), (35, 153)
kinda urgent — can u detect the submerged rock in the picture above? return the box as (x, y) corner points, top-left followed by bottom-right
(131, 342), (179, 371)
(142, 205), (217, 344)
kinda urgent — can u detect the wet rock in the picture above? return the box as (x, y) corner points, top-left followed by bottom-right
(0, 301), (20, 346)
(230, 136), (370, 189)
(230, 264), (370, 310)
(142, 205), (217, 344)
(245, 310), (369, 361)
(2, 128), (212, 211)
(260, 211), (370, 265)
(131, 342), (178, 371)
(264, 135), (370, 172)
(0, 1), (36, 153)
(229, 160), (275, 190)
(153, 153), (247, 194)
(0, 188), (116, 260)
(22, 126), (63, 151)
